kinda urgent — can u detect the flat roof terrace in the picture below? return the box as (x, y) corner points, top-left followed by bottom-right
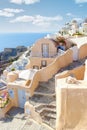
(69, 36), (87, 48)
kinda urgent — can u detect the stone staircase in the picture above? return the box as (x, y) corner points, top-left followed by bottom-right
(29, 76), (56, 129)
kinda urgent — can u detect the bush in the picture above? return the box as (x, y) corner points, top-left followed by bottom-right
(72, 32), (83, 36)
(11, 68), (15, 71)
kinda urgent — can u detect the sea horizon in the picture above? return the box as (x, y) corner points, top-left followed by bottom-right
(0, 32), (52, 52)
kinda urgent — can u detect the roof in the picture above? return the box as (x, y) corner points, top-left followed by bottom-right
(19, 69), (38, 80)
(69, 36), (87, 48)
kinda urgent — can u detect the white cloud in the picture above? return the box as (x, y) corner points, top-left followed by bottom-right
(66, 13), (75, 17)
(66, 13), (72, 16)
(10, 15), (63, 27)
(10, 15), (34, 22)
(75, 0), (87, 3)
(72, 17), (83, 22)
(10, 0), (40, 4)
(0, 10), (14, 17)
(0, 8), (24, 17)
(3, 8), (24, 13)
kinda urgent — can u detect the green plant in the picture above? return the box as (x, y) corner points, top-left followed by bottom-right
(72, 32), (83, 36)
(56, 36), (66, 43)
(0, 92), (9, 108)
(11, 68), (15, 71)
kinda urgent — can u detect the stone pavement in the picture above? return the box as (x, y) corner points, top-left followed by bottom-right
(0, 117), (26, 130)
(0, 107), (54, 130)
(0, 117), (53, 130)
(22, 119), (54, 130)
(0, 107), (26, 130)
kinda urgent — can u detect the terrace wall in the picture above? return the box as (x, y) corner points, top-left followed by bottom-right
(28, 49), (73, 96)
(56, 78), (87, 130)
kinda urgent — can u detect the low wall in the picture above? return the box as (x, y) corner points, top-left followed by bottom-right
(78, 44), (87, 59)
(56, 78), (87, 130)
(56, 65), (85, 80)
(28, 71), (40, 96)
(28, 49), (73, 96)
(39, 49), (73, 82)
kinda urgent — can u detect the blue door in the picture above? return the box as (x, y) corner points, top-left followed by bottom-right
(18, 89), (26, 108)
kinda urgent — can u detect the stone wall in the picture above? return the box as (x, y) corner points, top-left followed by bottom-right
(56, 78), (87, 130)
(55, 62), (87, 130)
(78, 43), (87, 59)
(28, 49), (73, 96)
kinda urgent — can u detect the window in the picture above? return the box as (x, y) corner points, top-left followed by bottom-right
(41, 60), (47, 67)
(33, 65), (39, 70)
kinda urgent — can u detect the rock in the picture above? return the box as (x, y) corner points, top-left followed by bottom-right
(66, 76), (79, 84)
(16, 46), (27, 54)
(0, 46), (27, 61)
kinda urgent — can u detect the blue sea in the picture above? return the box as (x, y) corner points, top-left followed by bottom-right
(0, 32), (50, 52)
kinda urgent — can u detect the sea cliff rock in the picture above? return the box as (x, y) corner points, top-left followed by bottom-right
(0, 46), (27, 61)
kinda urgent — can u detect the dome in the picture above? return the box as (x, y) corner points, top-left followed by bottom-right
(71, 20), (77, 24)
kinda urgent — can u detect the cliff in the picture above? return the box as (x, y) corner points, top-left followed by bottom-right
(0, 46), (27, 61)
(0, 46), (27, 75)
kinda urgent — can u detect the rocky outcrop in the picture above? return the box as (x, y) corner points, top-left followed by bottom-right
(0, 46), (27, 75)
(0, 46), (27, 61)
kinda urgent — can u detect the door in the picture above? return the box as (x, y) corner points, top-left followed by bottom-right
(18, 89), (26, 108)
(42, 44), (49, 57)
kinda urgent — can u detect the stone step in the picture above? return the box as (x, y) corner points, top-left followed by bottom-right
(40, 109), (56, 129)
(35, 86), (55, 94)
(29, 94), (56, 106)
(44, 114), (56, 120)
(42, 115), (56, 129)
(29, 74), (56, 130)
(38, 107), (56, 115)
(48, 77), (55, 82)
(40, 109), (56, 119)
(39, 81), (55, 87)
(39, 81), (49, 86)
(34, 91), (56, 97)
(35, 104), (56, 112)
(36, 81), (55, 94)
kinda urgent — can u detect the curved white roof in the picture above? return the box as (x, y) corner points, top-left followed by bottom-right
(69, 36), (87, 48)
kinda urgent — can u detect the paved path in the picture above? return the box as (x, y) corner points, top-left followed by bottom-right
(0, 107), (53, 130)
(0, 107), (26, 130)
(0, 117), (26, 130)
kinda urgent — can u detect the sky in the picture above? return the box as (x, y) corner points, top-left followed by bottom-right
(0, 0), (87, 33)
